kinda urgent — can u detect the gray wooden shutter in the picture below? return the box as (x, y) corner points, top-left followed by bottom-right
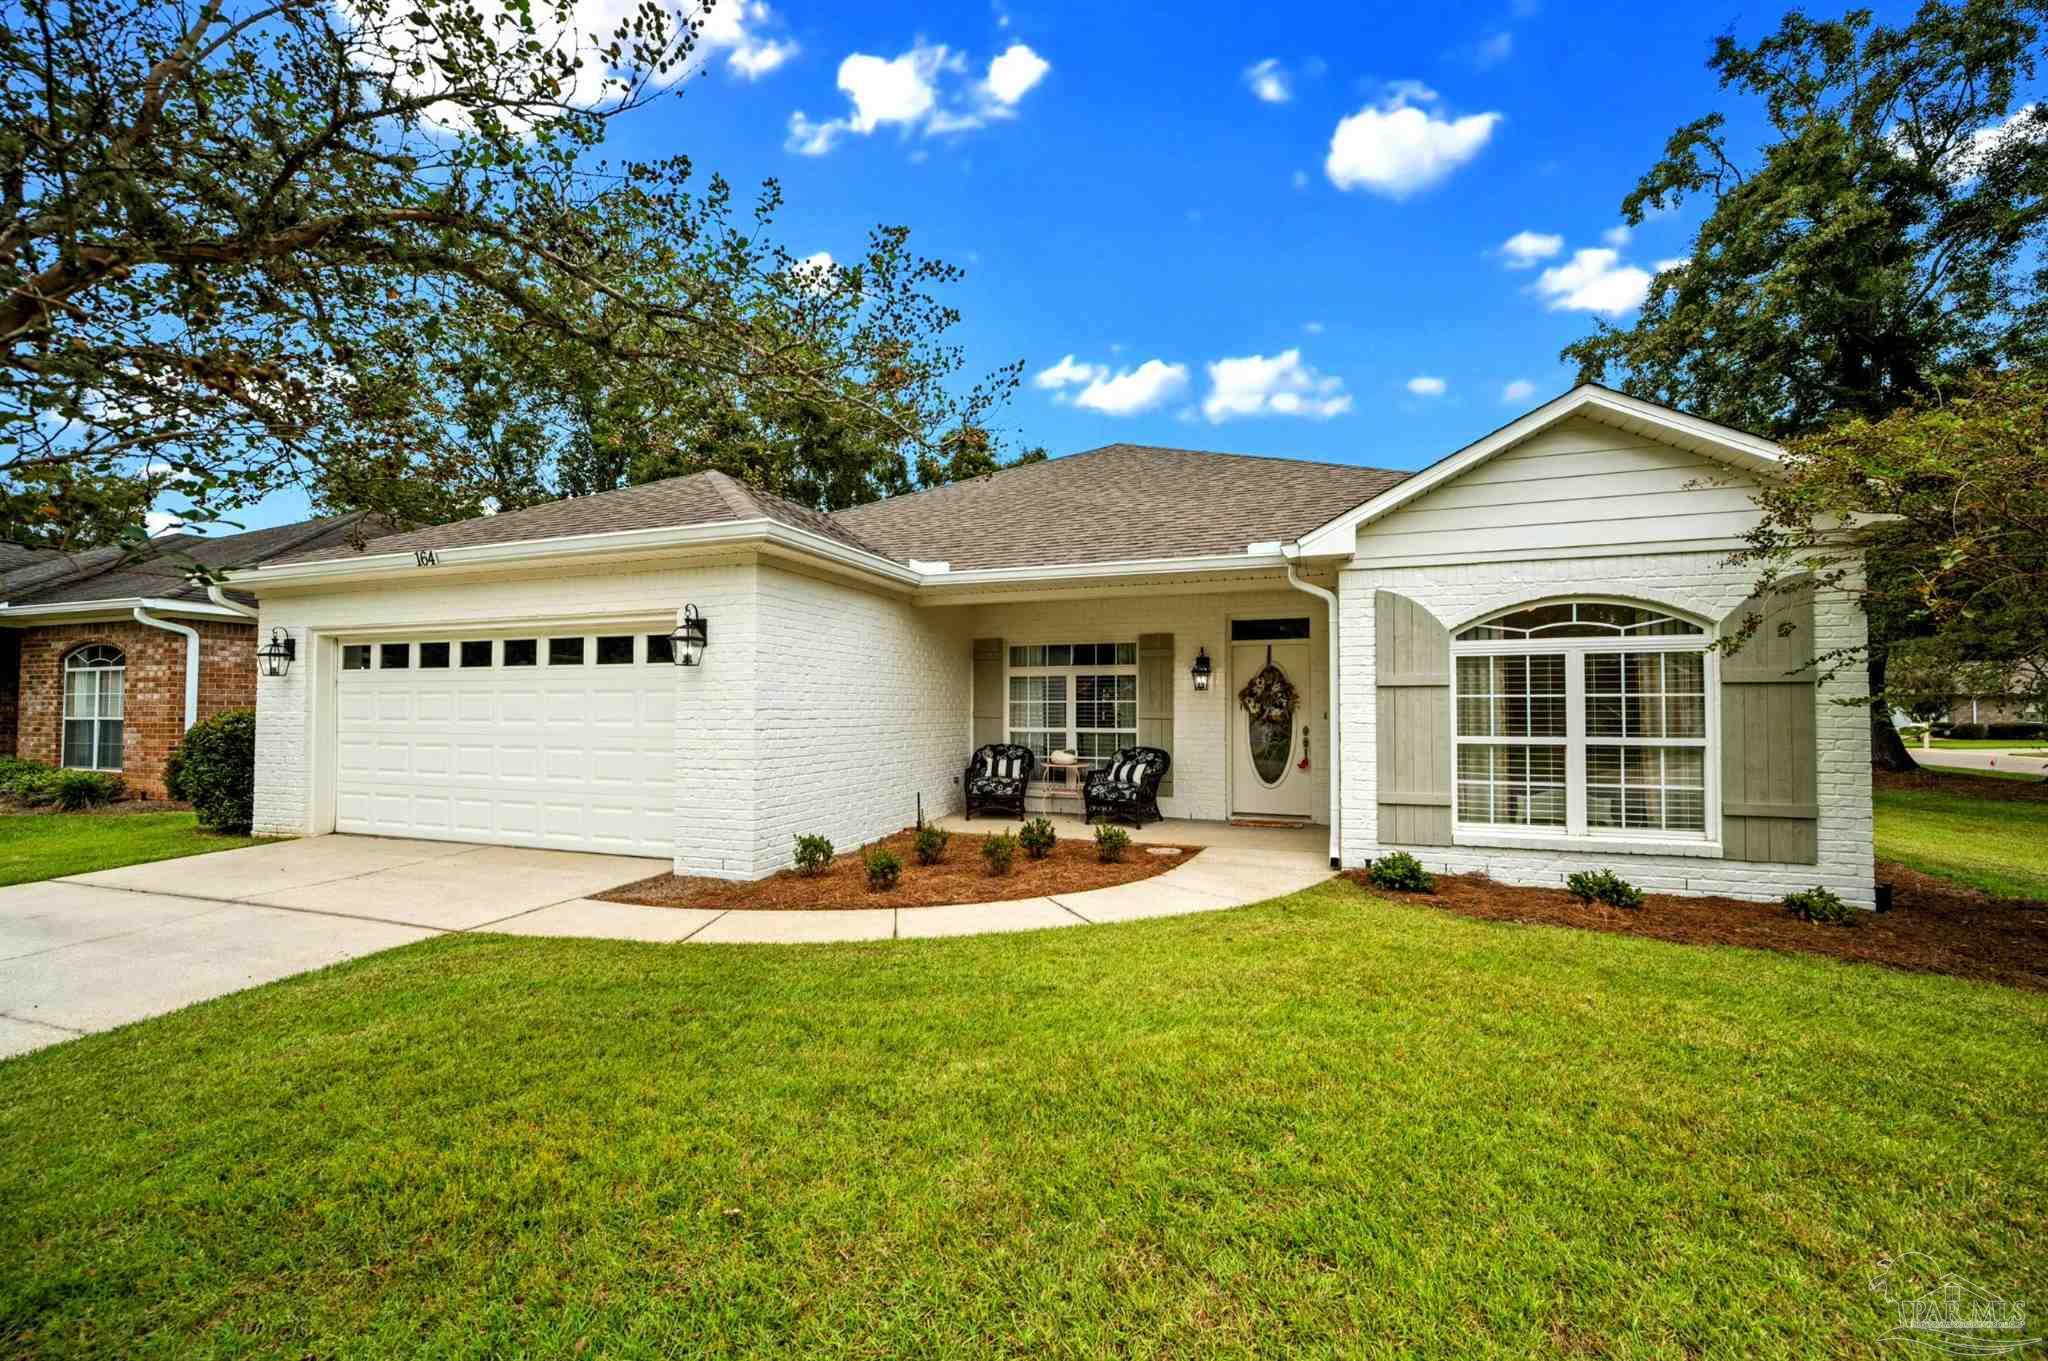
(1138, 633), (1174, 798)
(1719, 581), (1819, 864)
(1375, 591), (1453, 846)
(972, 638), (1005, 749)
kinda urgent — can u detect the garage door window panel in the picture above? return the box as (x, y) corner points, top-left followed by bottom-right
(548, 637), (584, 666)
(380, 643), (409, 669)
(419, 641), (451, 669)
(503, 639), (537, 667)
(460, 640), (493, 667)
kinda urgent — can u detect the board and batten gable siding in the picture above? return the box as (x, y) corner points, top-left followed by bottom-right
(1350, 416), (1760, 565)
(1327, 462), (1875, 908)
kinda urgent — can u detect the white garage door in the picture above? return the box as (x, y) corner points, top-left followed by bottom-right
(334, 629), (676, 856)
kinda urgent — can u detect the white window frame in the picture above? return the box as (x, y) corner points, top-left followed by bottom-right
(1005, 641), (1141, 768)
(1449, 604), (1720, 857)
(61, 644), (126, 772)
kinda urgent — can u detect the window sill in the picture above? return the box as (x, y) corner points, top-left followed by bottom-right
(1451, 828), (1722, 859)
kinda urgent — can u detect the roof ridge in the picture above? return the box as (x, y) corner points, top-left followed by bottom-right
(701, 469), (763, 521)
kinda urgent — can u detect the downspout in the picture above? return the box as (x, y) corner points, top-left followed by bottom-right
(131, 606), (200, 731)
(204, 584), (258, 619)
(1282, 546), (1341, 868)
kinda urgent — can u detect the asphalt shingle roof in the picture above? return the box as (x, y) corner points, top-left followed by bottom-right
(3, 515), (376, 608)
(263, 447), (1411, 574)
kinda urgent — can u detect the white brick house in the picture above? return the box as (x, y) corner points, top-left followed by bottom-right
(232, 385), (1876, 905)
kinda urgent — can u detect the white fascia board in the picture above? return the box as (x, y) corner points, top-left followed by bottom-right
(1296, 384), (1787, 558)
(0, 596), (251, 624)
(229, 519), (922, 591)
(914, 549), (1292, 591)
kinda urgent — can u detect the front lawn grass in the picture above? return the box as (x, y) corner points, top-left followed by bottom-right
(2, 884), (2042, 1358)
(0, 811), (267, 887)
(1875, 777), (2048, 899)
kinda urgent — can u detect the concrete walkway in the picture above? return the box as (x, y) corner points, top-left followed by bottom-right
(1, 833), (1333, 1058)
(1910, 746), (2048, 776)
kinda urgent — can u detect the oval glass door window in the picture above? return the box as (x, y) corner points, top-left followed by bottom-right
(1249, 716), (1293, 785)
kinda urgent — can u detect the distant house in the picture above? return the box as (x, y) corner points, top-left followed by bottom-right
(0, 517), (374, 797)
(228, 385), (1877, 906)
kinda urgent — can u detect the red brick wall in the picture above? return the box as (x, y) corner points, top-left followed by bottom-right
(0, 630), (19, 758)
(14, 618), (257, 797)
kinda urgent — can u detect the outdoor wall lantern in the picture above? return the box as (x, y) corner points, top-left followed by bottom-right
(256, 627), (296, 678)
(669, 604), (709, 667)
(1190, 646), (1213, 691)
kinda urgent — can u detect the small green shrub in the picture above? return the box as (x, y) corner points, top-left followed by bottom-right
(51, 769), (124, 811)
(1019, 816), (1057, 860)
(1566, 868), (1644, 910)
(1784, 886), (1858, 926)
(1093, 823), (1131, 864)
(792, 834), (834, 877)
(0, 756), (53, 799)
(863, 846), (903, 891)
(981, 831), (1018, 876)
(6, 769), (60, 806)
(913, 824), (951, 866)
(162, 746), (189, 802)
(1368, 851), (1435, 892)
(168, 708), (256, 832)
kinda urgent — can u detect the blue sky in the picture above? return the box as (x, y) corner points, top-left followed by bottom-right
(220, 0), (1920, 531)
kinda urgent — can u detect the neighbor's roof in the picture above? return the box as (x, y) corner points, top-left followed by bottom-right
(266, 447), (1411, 573)
(833, 444), (1409, 571)
(2, 515), (377, 609)
(273, 470), (878, 565)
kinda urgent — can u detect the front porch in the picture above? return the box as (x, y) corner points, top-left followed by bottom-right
(934, 810), (1329, 857)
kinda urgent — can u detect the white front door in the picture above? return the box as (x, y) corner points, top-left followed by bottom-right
(1231, 639), (1313, 819)
(333, 629), (675, 856)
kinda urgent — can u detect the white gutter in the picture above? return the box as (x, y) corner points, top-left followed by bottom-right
(0, 597), (249, 623)
(131, 605), (200, 731)
(1283, 545), (1341, 868)
(204, 584), (258, 618)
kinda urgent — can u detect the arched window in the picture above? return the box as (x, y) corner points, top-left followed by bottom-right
(62, 644), (125, 771)
(1451, 600), (1713, 841)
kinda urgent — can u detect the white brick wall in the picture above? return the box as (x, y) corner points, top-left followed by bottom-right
(1335, 552), (1876, 906)
(964, 587), (1332, 825)
(746, 564), (971, 877)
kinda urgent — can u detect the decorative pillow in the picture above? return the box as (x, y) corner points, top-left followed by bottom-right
(1109, 756), (1141, 785)
(994, 753), (1023, 779)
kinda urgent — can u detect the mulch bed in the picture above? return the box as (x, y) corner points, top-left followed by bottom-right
(1346, 863), (2048, 992)
(599, 827), (1203, 911)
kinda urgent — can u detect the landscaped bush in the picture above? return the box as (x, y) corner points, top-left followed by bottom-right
(1783, 886), (1858, 926)
(913, 824), (950, 866)
(1093, 823), (1130, 864)
(981, 831), (1018, 876)
(5, 769), (60, 806)
(162, 745), (189, 801)
(1566, 869), (1644, 910)
(51, 770), (124, 810)
(166, 709), (257, 832)
(0, 756), (52, 799)
(1367, 851), (1434, 893)
(862, 846), (903, 891)
(792, 834), (834, 877)
(1019, 817), (1057, 860)
(1945, 722), (2043, 740)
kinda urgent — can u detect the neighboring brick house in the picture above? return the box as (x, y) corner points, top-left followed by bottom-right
(0, 517), (374, 797)
(234, 385), (1878, 906)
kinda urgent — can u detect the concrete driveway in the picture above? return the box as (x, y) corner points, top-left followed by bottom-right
(0, 837), (666, 1059)
(1909, 746), (2048, 777)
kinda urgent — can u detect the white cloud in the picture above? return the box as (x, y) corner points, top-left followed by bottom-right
(1499, 230), (1562, 267)
(1303, 320), (1324, 334)
(1291, 169), (1310, 190)
(1532, 247), (1651, 315)
(983, 42), (1049, 104)
(1244, 58), (1290, 103)
(1601, 224), (1631, 247)
(1032, 353), (1105, 390)
(1325, 84), (1501, 198)
(699, 1), (797, 80)
(145, 510), (185, 536)
(1072, 360), (1189, 415)
(1473, 31), (1513, 67)
(788, 40), (1047, 153)
(1406, 375), (1447, 397)
(1654, 256), (1690, 273)
(1501, 378), (1536, 403)
(1203, 349), (1352, 422)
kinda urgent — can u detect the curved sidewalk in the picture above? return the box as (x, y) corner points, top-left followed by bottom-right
(487, 845), (1337, 943)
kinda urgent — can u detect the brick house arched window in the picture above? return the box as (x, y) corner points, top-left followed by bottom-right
(62, 644), (125, 771)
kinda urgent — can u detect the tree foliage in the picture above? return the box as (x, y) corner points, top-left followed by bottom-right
(1567, 0), (2048, 767)
(1, 0), (1019, 544)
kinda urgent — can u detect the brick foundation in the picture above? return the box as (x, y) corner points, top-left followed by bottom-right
(12, 618), (257, 797)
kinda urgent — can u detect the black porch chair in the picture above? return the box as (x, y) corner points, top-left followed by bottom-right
(964, 743), (1036, 820)
(1082, 746), (1171, 827)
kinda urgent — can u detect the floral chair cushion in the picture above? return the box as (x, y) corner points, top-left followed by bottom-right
(968, 773), (1026, 799)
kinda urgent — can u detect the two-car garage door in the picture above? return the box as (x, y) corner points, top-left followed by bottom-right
(334, 629), (675, 856)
